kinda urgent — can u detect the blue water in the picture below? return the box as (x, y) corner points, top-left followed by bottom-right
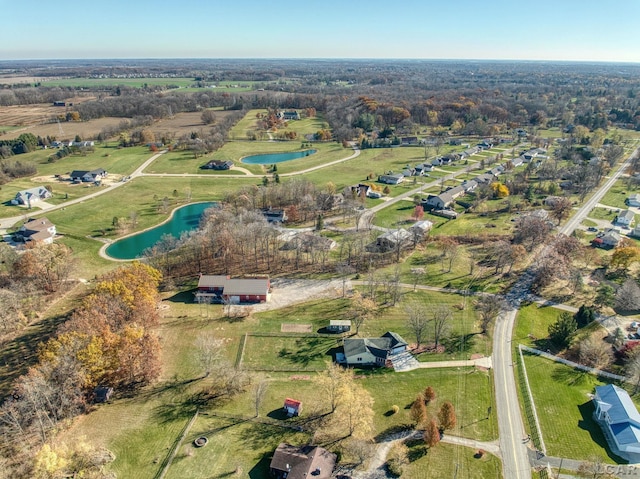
(241, 149), (317, 164)
(105, 202), (215, 260)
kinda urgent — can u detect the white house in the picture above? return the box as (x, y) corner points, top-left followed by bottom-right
(378, 173), (404, 185)
(12, 186), (52, 206)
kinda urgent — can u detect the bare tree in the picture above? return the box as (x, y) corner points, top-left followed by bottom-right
(431, 305), (452, 349)
(475, 294), (506, 335)
(405, 301), (429, 349)
(194, 334), (224, 378)
(253, 378), (269, 417)
(578, 337), (612, 370)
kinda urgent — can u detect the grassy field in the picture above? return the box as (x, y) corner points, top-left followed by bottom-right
(600, 178), (638, 210)
(519, 353), (621, 461)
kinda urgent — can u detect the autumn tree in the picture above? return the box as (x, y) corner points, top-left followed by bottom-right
(201, 109), (217, 125)
(386, 442), (409, 477)
(410, 394), (428, 426)
(13, 242), (75, 293)
(610, 246), (640, 271)
(615, 279), (640, 312)
(437, 401), (457, 431)
(423, 386), (436, 405)
(490, 182), (509, 198)
(578, 337), (612, 369)
(550, 196), (573, 225)
(423, 418), (441, 448)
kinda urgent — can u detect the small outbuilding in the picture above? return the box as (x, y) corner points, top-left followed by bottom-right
(328, 320), (351, 333)
(283, 398), (302, 417)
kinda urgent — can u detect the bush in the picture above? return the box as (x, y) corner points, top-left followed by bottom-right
(391, 405), (399, 414)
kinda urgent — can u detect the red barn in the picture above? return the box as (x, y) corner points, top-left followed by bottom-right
(195, 275), (270, 304)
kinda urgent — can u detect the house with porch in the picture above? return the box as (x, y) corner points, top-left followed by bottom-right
(593, 384), (640, 462)
(269, 443), (336, 479)
(342, 332), (408, 367)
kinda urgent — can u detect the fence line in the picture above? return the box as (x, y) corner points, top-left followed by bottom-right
(235, 332), (248, 368)
(155, 410), (199, 479)
(519, 344), (626, 382)
(517, 345), (546, 455)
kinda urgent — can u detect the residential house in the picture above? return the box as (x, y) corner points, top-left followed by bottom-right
(401, 136), (418, 145)
(69, 168), (107, 183)
(283, 398), (302, 417)
(367, 228), (412, 253)
(15, 217), (57, 244)
(402, 168), (415, 177)
(592, 229), (622, 249)
(509, 156), (525, 168)
(269, 443), (336, 479)
(367, 190), (383, 199)
(431, 209), (458, 219)
(262, 208), (287, 224)
(408, 220), (433, 240)
(378, 173), (404, 185)
(414, 163), (433, 176)
(631, 225), (640, 239)
(477, 139), (493, 149)
(593, 384), (640, 462)
(277, 110), (300, 121)
(627, 194), (640, 207)
(327, 320), (351, 333)
(476, 173), (496, 185)
(431, 157), (443, 166)
(342, 331), (408, 366)
(461, 180), (478, 192)
(282, 232), (337, 252)
(489, 165), (505, 177)
(195, 275), (270, 303)
(617, 210), (635, 227)
(12, 186), (52, 206)
(461, 146), (479, 158)
(422, 185), (465, 210)
(350, 183), (371, 199)
(202, 159), (234, 170)
(71, 140), (94, 148)
(516, 128), (528, 137)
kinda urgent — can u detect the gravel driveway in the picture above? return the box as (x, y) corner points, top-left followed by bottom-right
(248, 278), (349, 313)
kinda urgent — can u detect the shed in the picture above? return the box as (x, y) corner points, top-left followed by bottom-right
(328, 320), (351, 333)
(283, 398), (302, 417)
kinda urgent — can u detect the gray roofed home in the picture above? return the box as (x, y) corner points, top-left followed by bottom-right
(12, 186), (52, 206)
(616, 209), (635, 226)
(368, 228), (412, 253)
(69, 168), (107, 183)
(593, 384), (640, 462)
(342, 331), (408, 366)
(626, 193), (640, 207)
(269, 443), (336, 479)
(378, 173), (404, 185)
(422, 185), (465, 210)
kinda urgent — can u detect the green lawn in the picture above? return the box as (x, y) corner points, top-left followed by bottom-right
(38, 77), (197, 88)
(600, 178), (638, 210)
(519, 353), (626, 462)
(587, 206), (619, 222)
(402, 441), (501, 479)
(241, 335), (340, 371)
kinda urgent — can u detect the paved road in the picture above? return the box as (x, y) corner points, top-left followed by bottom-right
(0, 150), (168, 234)
(492, 145), (639, 479)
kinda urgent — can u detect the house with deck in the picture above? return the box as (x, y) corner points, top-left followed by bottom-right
(593, 384), (640, 462)
(342, 332), (408, 367)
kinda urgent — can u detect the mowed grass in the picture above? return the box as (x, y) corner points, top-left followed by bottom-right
(145, 141), (348, 176)
(402, 441), (501, 479)
(241, 335), (340, 371)
(600, 178), (637, 210)
(519, 353), (626, 462)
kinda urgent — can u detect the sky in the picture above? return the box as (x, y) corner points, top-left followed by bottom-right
(1, 0), (639, 62)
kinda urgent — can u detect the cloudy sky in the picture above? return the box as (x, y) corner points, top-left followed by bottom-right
(1, 0), (638, 62)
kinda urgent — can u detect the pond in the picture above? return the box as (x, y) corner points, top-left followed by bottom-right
(105, 202), (215, 260)
(241, 149), (317, 165)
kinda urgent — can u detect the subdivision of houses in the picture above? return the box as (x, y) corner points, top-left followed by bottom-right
(195, 275), (270, 303)
(269, 443), (336, 479)
(593, 384), (640, 462)
(14, 217), (57, 244)
(341, 331), (408, 366)
(12, 186), (52, 206)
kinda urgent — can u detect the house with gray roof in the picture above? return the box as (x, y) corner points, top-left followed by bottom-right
(422, 185), (465, 210)
(342, 332), (408, 366)
(616, 209), (635, 227)
(12, 186), (52, 206)
(378, 173), (404, 185)
(15, 217), (56, 244)
(69, 168), (107, 183)
(627, 194), (640, 207)
(367, 228), (413, 253)
(594, 384), (640, 462)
